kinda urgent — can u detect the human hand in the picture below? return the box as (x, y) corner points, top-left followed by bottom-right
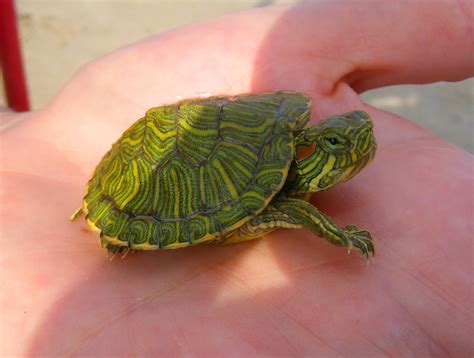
(1, 1), (472, 355)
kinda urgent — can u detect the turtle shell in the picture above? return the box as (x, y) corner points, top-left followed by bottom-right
(81, 91), (311, 250)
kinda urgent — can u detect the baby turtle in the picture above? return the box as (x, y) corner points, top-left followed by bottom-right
(72, 91), (377, 257)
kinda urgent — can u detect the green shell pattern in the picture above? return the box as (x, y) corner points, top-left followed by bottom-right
(80, 92), (312, 250)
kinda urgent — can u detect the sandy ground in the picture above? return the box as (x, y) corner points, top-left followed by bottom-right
(2, 0), (473, 152)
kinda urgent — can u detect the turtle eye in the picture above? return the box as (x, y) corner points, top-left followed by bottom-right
(321, 133), (348, 151)
(325, 137), (339, 145)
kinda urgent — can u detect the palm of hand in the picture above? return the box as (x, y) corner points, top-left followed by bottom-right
(1, 4), (472, 356)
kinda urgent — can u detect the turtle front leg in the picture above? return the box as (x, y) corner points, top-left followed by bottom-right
(220, 206), (302, 245)
(220, 198), (374, 258)
(272, 197), (375, 258)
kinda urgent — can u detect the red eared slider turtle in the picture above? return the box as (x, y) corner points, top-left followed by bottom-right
(72, 91), (377, 257)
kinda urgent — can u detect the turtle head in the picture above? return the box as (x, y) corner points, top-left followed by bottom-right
(289, 110), (376, 193)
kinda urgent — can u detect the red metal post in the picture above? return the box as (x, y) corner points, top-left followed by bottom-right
(0, 0), (30, 111)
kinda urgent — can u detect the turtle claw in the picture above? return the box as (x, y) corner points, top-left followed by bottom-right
(341, 225), (375, 259)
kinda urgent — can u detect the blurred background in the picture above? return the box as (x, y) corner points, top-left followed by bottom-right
(1, 0), (473, 152)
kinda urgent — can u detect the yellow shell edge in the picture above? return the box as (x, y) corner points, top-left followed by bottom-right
(74, 162), (291, 250)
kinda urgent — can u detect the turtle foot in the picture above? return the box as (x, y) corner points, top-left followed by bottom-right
(342, 224), (375, 259)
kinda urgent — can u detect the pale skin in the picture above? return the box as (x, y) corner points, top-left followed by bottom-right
(1, 0), (472, 355)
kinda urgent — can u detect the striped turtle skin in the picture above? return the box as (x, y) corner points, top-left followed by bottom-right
(72, 91), (377, 257)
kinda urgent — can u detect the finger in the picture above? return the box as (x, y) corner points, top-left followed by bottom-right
(250, 0), (473, 93)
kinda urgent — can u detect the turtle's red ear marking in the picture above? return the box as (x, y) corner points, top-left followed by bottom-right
(296, 143), (317, 160)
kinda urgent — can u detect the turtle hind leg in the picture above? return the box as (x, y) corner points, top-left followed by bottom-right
(105, 243), (123, 254)
(103, 243), (132, 259)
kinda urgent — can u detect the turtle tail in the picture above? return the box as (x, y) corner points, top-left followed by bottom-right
(70, 207), (84, 221)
